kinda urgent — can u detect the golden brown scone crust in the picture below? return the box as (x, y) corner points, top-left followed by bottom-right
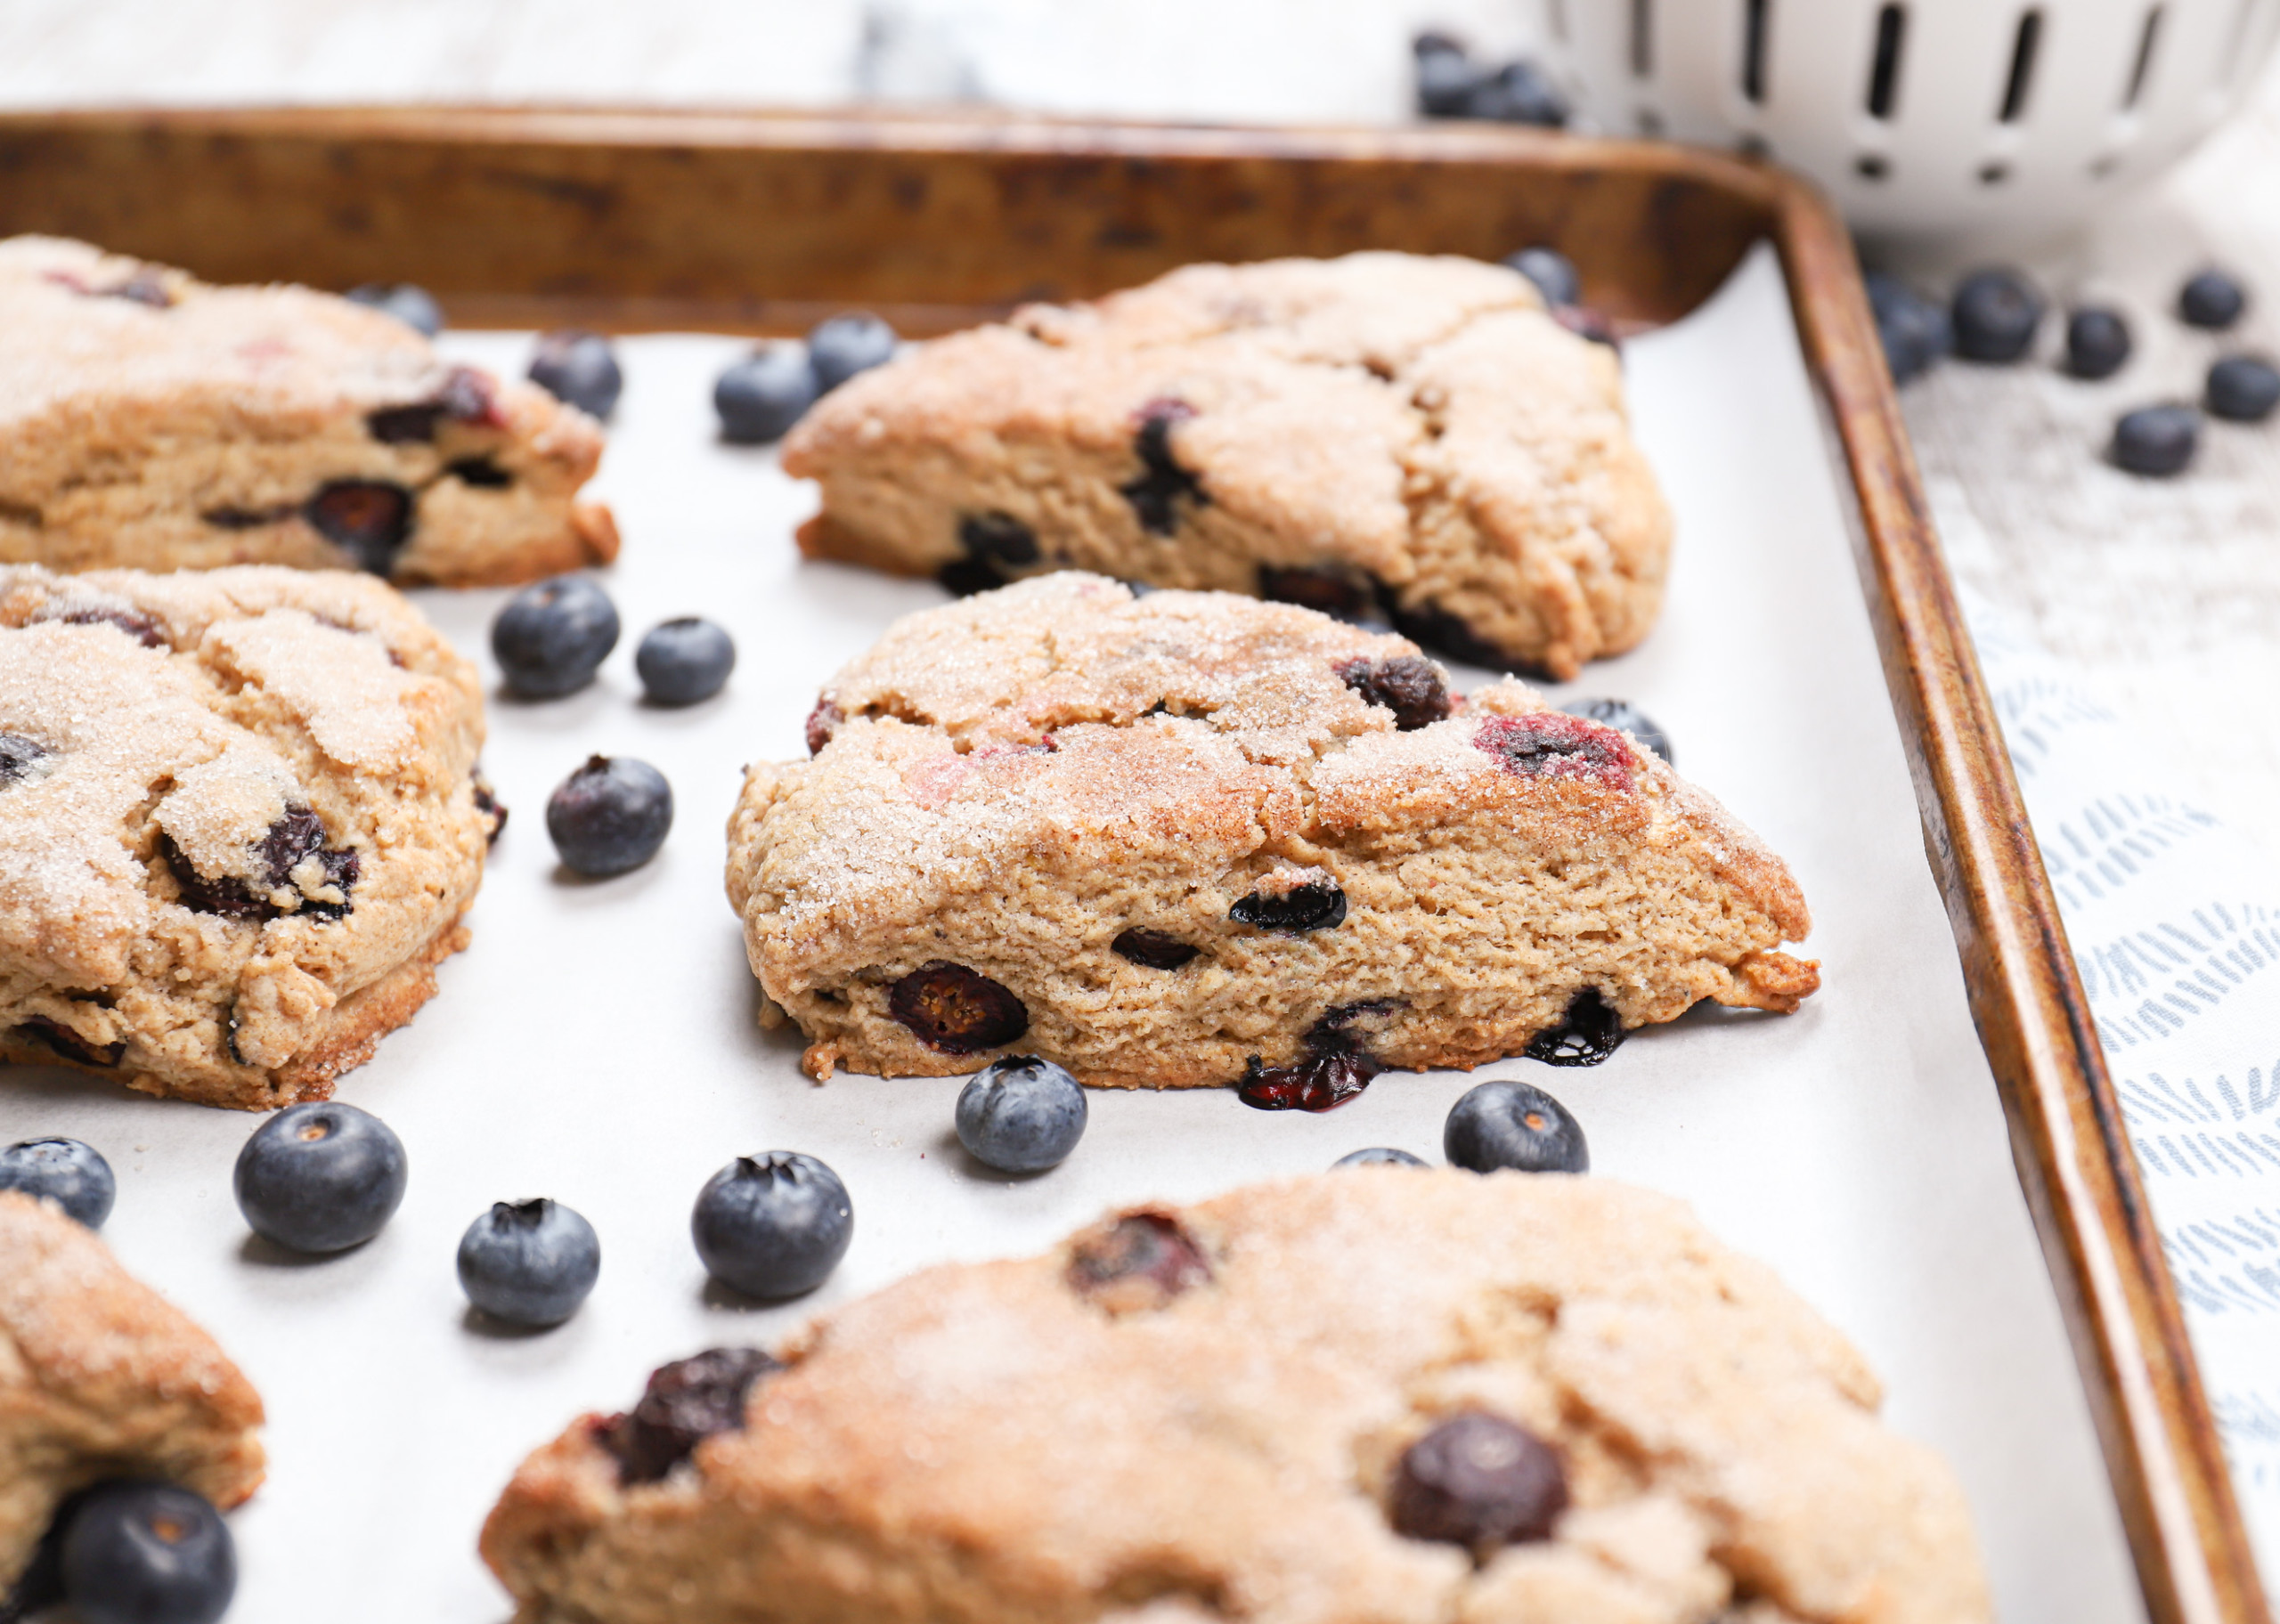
(725, 574), (1813, 1090)
(0, 235), (615, 587)
(0, 564), (493, 1108)
(0, 1190), (265, 1593)
(783, 252), (1671, 680)
(482, 1173), (1990, 1624)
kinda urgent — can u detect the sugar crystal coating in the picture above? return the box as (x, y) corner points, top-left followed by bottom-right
(728, 575), (1817, 1092)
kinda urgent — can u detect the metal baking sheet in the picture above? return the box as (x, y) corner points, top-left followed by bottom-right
(0, 246), (2144, 1623)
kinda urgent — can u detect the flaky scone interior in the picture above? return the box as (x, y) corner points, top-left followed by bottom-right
(727, 574), (1814, 1096)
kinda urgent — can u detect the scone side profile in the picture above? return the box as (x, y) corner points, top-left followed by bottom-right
(783, 251), (1673, 680)
(480, 1173), (1992, 1624)
(0, 235), (617, 588)
(724, 574), (1815, 1091)
(0, 564), (496, 1108)
(0, 1190), (265, 1596)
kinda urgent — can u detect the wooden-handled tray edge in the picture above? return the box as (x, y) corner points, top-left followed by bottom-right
(1770, 175), (2268, 1624)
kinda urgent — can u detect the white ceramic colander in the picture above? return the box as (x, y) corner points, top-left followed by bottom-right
(1541, 0), (2280, 242)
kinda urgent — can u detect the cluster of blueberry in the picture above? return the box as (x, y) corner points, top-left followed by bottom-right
(487, 574), (729, 878)
(1869, 264), (2278, 477)
(349, 280), (899, 446)
(1411, 32), (1568, 128)
(0, 1122), (848, 1328)
(713, 314), (899, 444)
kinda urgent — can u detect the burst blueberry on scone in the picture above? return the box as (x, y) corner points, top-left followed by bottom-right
(725, 575), (1815, 1099)
(0, 235), (616, 585)
(482, 1173), (1990, 1624)
(0, 1190), (265, 1606)
(782, 250), (1670, 680)
(0, 564), (497, 1108)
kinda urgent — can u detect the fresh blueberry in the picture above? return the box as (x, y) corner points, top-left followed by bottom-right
(691, 1151), (852, 1299)
(2179, 269), (2248, 330)
(955, 1055), (1087, 1173)
(2064, 306), (2132, 380)
(545, 756), (672, 878)
(1560, 697), (1671, 766)
(2207, 356), (2280, 423)
(2110, 404), (2200, 476)
(715, 344), (819, 444)
(345, 282), (443, 337)
(635, 618), (737, 705)
(808, 313), (899, 394)
(1865, 272), (1949, 385)
(491, 574), (621, 699)
(1503, 246), (1580, 308)
(0, 1137), (115, 1228)
(1332, 1147), (1428, 1169)
(1389, 1410), (1568, 1550)
(1444, 1080), (1589, 1174)
(1950, 268), (2044, 363)
(1413, 32), (1480, 118)
(528, 329), (623, 420)
(1470, 59), (1568, 126)
(60, 1482), (235, 1624)
(233, 1102), (407, 1254)
(457, 1198), (601, 1327)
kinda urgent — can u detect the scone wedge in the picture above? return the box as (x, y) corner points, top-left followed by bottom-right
(1, 1190), (265, 1604)
(0, 564), (497, 1108)
(783, 251), (1671, 680)
(482, 1172), (1991, 1624)
(0, 235), (616, 586)
(727, 575), (1815, 1097)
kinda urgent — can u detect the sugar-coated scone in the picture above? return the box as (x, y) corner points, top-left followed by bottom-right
(0, 1190), (265, 1599)
(782, 251), (1671, 680)
(725, 574), (1815, 1095)
(0, 564), (496, 1108)
(0, 235), (618, 586)
(481, 1172), (1991, 1624)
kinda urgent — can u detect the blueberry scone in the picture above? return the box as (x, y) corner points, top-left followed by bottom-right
(0, 235), (617, 586)
(0, 1190), (265, 1604)
(782, 252), (1670, 680)
(0, 564), (497, 1108)
(726, 575), (1814, 1099)
(483, 1172), (1990, 1624)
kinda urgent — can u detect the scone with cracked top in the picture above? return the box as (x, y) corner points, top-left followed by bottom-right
(0, 1190), (265, 1603)
(726, 574), (1815, 1097)
(782, 251), (1671, 680)
(0, 235), (617, 586)
(481, 1172), (1991, 1624)
(0, 564), (496, 1108)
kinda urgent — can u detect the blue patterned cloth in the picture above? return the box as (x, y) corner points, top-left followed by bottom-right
(1967, 590), (2280, 1571)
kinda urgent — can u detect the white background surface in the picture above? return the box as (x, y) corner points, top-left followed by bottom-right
(0, 248), (2146, 1620)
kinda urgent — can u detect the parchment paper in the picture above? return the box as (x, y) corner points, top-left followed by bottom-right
(0, 247), (2146, 1622)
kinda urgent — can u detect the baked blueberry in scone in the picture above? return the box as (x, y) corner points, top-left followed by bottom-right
(0, 564), (496, 1108)
(0, 235), (617, 586)
(0, 1190), (265, 1611)
(481, 1173), (1991, 1624)
(725, 575), (1815, 1096)
(781, 251), (1671, 681)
